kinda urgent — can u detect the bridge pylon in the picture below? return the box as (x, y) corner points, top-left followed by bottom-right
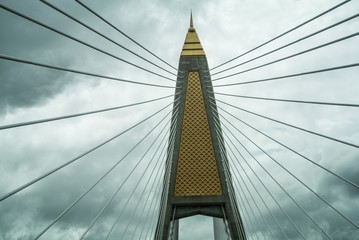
(155, 13), (246, 240)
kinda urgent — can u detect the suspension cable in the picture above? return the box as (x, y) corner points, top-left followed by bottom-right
(212, 118), (254, 239)
(220, 122), (304, 239)
(226, 184), (252, 240)
(210, 116), (256, 239)
(146, 115), (179, 240)
(213, 63), (359, 87)
(105, 129), (172, 240)
(207, 101), (253, 239)
(217, 99), (359, 149)
(210, 0), (350, 71)
(212, 119), (270, 240)
(74, 0), (177, 71)
(219, 149), (260, 240)
(119, 142), (168, 240)
(141, 176), (166, 240)
(218, 106), (359, 189)
(34, 105), (174, 239)
(0, 54), (175, 88)
(0, 102), (173, 203)
(212, 13), (359, 76)
(215, 92), (359, 108)
(209, 90), (289, 239)
(218, 114), (334, 240)
(129, 145), (168, 240)
(40, 0), (176, 76)
(209, 91), (240, 227)
(131, 165), (165, 240)
(0, 4), (175, 82)
(104, 106), (179, 240)
(216, 143), (247, 239)
(229, 176), (259, 240)
(209, 108), (288, 239)
(220, 111), (359, 231)
(212, 32), (359, 82)
(0, 95), (173, 130)
(225, 144), (281, 240)
(83, 114), (173, 239)
(216, 130), (266, 240)
(209, 99), (302, 238)
(123, 110), (179, 240)
(226, 142), (292, 239)
(141, 136), (176, 240)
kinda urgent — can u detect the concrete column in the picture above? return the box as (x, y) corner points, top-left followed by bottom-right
(173, 220), (179, 240)
(213, 217), (228, 240)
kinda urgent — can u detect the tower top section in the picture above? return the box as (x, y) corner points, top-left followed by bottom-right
(180, 12), (205, 57)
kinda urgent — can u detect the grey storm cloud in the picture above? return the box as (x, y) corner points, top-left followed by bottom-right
(0, 16), (75, 116)
(0, 62), (72, 115)
(1, 0), (359, 239)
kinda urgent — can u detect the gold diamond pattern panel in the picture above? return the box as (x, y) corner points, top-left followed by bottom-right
(174, 72), (222, 196)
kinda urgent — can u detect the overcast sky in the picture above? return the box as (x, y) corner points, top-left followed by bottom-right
(0, 0), (359, 239)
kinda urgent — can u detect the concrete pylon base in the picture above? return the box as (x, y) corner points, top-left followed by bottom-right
(213, 217), (229, 240)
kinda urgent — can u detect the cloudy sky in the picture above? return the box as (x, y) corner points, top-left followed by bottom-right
(0, 0), (359, 239)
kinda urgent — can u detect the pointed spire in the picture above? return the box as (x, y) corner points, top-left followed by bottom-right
(188, 10), (195, 33)
(181, 12), (205, 57)
(190, 10), (193, 28)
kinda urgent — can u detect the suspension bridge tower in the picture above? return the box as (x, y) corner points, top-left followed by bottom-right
(155, 13), (247, 240)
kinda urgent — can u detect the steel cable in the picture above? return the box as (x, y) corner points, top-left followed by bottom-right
(219, 114), (334, 240)
(213, 122), (269, 240)
(211, 118), (256, 239)
(225, 144), (281, 240)
(212, 32), (359, 82)
(74, 0), (177, 71)
(40, 0), (176, 76)
(120, 136), (169, 240)
(102, 124), (171, 240)
(0, 102), (173, 203)
(220, 120), (305, 239)
(0, 95), (173, 130)
(215, 92), (359, 108)
(208, 100), (302, 239)
(217, 99), (359, 149)
(212, 115), (287, 239)
(218, 106), (359, 189)
(80, 115), (172, 239)
(0, 54), (175, 88)
(107, 106), (179, 240)
(129, 110), (179, 240)
(34, 105), (174, 239)
(225, 140), (292, 240)
(213, 63), (359, 87)
(212, 13), (359, 76)
(221, 112), (359, 231)
(0, 4), (175, 82)
(143, 123), (178, 240)
(210, 0), (350, 71)
(129, 151), (167, 240)
(131, 166), (164, 240)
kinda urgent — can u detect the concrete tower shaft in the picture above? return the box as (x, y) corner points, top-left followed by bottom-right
(155, 13), (246, 240)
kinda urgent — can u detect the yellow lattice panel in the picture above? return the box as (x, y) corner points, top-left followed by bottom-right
(175, 72), (222, 196)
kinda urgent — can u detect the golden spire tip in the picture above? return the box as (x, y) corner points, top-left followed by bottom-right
(188, 11), (195, 32)
(181, 9), (205, 57)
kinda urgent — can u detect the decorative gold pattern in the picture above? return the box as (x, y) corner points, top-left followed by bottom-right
(182, 43), (203, 50)
(174, 72), (222, 196)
